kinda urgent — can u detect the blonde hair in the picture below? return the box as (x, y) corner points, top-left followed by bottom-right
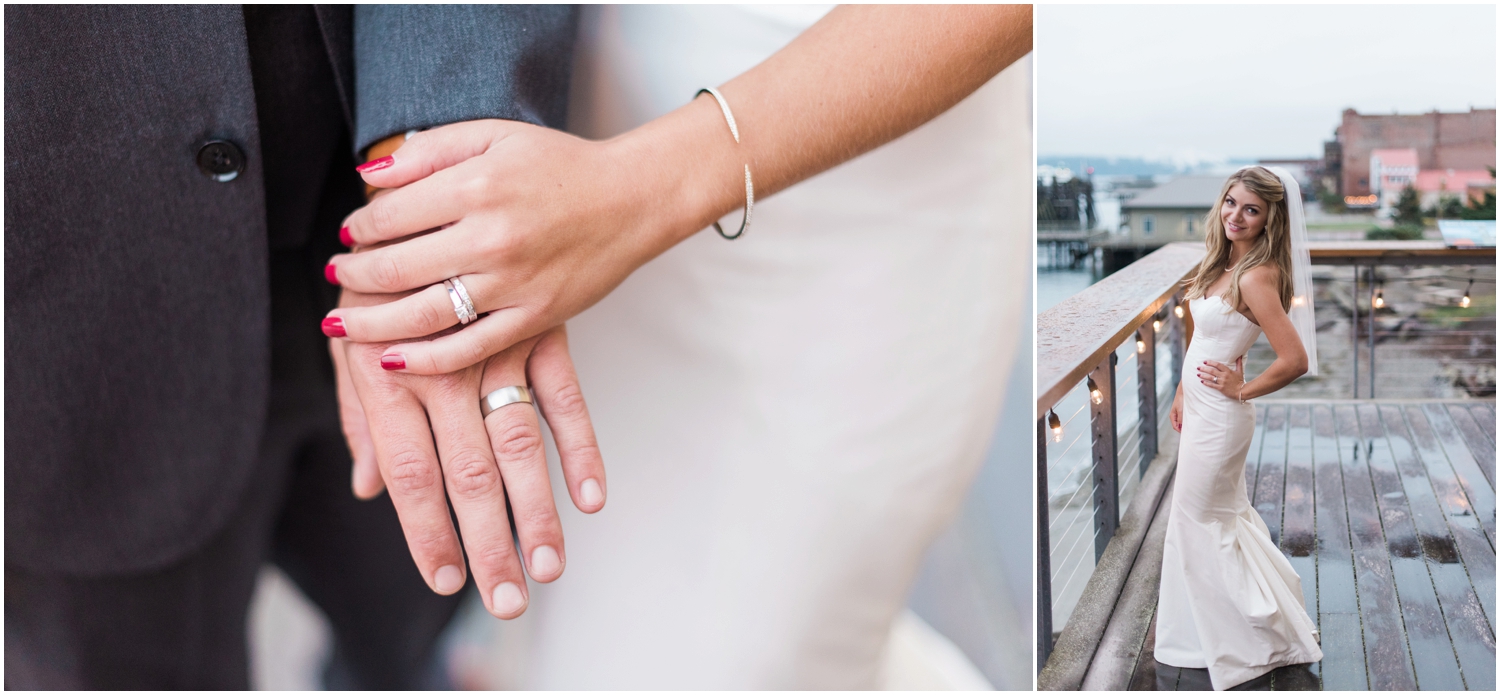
(1183, 166), (1294, 311)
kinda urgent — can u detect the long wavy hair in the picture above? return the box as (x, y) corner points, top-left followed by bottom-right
(1183, 166), (1294, 312)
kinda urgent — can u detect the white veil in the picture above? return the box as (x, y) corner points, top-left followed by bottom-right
(1265, 166), (1319, 377)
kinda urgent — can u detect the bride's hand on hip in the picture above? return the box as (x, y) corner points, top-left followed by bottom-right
(1197, 357), (1245, 397)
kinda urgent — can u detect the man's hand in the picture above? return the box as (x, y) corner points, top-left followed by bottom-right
(331, 287), (604, 619)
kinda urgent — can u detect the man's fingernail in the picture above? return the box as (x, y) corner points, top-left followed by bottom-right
(339, 226), (353, 246)
(381, 354), (406, 371)
(530, 545), (562, 579)
(580, 479), (604, 507)
(434, 565), (465, 594)
(321, 317), (346, 338)
(355, 155), (395, 174)
(492, 582), (526, 616)
(324, 263), (339, 285)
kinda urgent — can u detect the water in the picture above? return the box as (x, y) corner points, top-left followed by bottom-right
(1038, 267), (1099, 312)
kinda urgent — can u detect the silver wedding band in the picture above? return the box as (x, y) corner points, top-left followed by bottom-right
(481, 385), (533, 418)
(443, 278), (477, 325)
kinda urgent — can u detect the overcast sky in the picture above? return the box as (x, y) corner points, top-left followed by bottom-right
(1037, 4), (1497, 161)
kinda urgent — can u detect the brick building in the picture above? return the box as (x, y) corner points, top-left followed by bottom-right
(1327, 107), (1496, 198)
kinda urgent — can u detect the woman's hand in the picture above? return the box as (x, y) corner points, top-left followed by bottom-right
(324, 119), (718, 375)
(1197, 356), (1247, 400)
(1170, 384), (1184, 432)
(330, 285), (605, 619)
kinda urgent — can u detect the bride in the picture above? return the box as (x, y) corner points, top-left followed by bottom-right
(1156, 166), (1324, 689)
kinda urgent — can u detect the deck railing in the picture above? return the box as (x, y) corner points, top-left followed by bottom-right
(1035, 240), (1496, 674)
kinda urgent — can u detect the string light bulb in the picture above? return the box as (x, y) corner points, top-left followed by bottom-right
(1373, 284), (1385, 309)
(1137, 337), (1147, 354)
(1048, 409), (1063, 443)
(1087, 376), (1103, 405)
(1153, 319), (1162, 332)
(1460, 279), (1472, 309)
(1174, 305), (1185, 319)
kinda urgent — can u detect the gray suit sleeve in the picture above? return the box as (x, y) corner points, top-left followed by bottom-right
(353, 5), (578, 153)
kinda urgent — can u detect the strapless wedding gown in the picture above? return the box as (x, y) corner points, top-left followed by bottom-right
(502, 5), (1030, 689)
(1154, 296), (1323, 690)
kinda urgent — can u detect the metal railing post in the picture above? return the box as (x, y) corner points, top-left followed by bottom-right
(1170, 294), (1186, 393)
(1036, 416), (1053, 672)
(1368, 265), (1377, 398)
(1353, 264), (1360, 398)
(1136, 321), (1157, 477)
(1090, 352), (1120, 561)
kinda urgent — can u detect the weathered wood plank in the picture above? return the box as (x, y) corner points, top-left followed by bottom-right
(1269, 664), (1320, 691)
(1256, 405), (1289, 546)
(1318, 612), (1367, 691)
(1404, 405), (1497, 626)
(1335, 404), (1417, 690)
(1312, 404), (1362, 691)
(1359, 404), (1466, 690)
(1127, 612), (1158, 691)
(1445, 403), (1495, 490)
(1463, 402), (1495, 447)
(1283, 406), (1318, 622)
(1423, 403), (1497, 545)
(1380, 405), (1495, 691)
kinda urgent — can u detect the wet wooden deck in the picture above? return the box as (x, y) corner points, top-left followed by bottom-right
(1133, 400), (1496, 691)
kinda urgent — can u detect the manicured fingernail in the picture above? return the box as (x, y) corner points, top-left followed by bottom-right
(355, 155), (394, 173)
(530, 545), (561, 579)
(492, 582), (526, 616)
(380, 354), (406, 371)
(339, 226), (353, 246)
(580, 479), (604, 507)
(321, 317), (346, 338)
(324, 263), (339, 285)
(434, 565), (464, 594)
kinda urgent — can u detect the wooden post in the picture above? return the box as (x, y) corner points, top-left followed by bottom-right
(1091, 352), (1120, 561)
(1136, 321), (1158, 477)
(1037, 416), (1054, 672)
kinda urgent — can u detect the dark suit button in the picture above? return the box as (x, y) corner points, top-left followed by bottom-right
(196, 140), (244, 182)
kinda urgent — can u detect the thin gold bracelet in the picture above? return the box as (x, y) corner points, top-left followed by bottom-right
(696, 87), (753, 240)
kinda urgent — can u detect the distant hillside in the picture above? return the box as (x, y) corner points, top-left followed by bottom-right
(1038, 155), (1260, 177)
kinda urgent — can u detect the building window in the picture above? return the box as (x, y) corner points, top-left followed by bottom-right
(1185, 216), (1195, 235)
(1143, 215), (1155, 235)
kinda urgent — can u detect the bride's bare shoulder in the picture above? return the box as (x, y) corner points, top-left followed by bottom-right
(1240, 264), (1280, 290)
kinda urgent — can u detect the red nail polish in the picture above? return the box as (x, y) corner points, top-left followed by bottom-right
(355, 155), (395, 174)
(381, 354), (406, 371)
(339, 226), (353, 246)
(321, 317), (346, 338)
(324, 264), (339, 285)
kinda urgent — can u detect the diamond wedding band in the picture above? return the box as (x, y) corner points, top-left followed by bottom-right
(444, 278), (477, 325)
(481, 385), (533, 417)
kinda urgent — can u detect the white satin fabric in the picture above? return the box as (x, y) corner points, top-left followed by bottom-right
(509, 5), (1030, 689)
(1155, 297), (1324, 690)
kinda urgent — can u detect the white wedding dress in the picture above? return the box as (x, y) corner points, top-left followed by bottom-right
(1154, 296), (1324, 690)
(499, 5), (1030, 689)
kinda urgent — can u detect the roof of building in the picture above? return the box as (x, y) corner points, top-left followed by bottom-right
(1121, 175), (1226, 209)
(1371, 148), (1419, 168)
(1416, 169), (1496, 193)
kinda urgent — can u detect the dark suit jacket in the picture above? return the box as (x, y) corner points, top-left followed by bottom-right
(4, 4), (577, 575)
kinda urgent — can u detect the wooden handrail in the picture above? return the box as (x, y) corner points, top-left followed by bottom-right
(1037, 243), (1204, 418)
